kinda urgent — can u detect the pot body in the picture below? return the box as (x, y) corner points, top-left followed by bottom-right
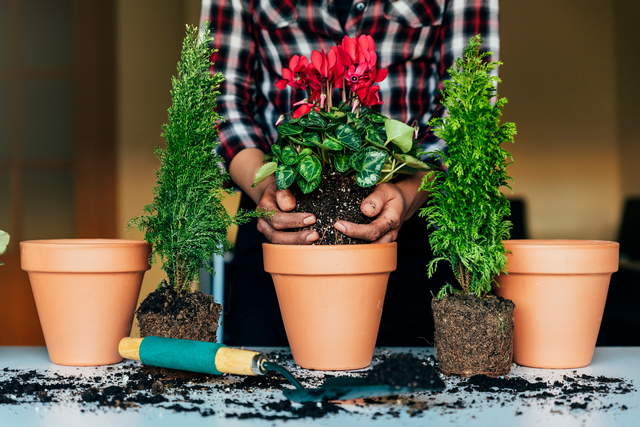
(20, 239), (151, 366)
(495, 239), (619, 369)
(263, 242), (396, 370)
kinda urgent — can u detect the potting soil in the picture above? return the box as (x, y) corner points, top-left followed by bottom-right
(293, 173), (374, 245)
(136, 287), (222, 343)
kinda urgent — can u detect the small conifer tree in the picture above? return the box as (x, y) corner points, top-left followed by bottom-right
(419, 35), (517, 298)
(130, 25), (258, 293)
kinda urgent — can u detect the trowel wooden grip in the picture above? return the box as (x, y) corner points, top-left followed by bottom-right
(215, 347), (264, 376)
(119, 337), (143, 361)
(118, 337), (266, 376)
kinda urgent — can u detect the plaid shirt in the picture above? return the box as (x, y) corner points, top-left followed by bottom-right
(201, 0), (499, 168)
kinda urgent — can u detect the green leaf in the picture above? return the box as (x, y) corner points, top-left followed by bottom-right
(368, 113), (386, 124)
(0, 231), (9, 255)
(298, 148), (313, 159)
(252, 162), (278, 187)
(334, 153), (352, 173)
(319, 109), (346, 121)
(277, 123), (303, 136)
(281, 146), (298, 165)
(262, 153), (273, 162)
(296, 174), (321, 194)
(392, 153), (433, 171)
(276, 164), (297, 189)
(301, 132), (321, 147)
(335, 123), (361, 151)
(384, 118), (413, 153)
(297, 155), (322, 182)
(308, 110), (327, 127)
(271, 144), (282, 161)
(322, 139), (342, 151)
(365, 125), (386, 149)
(353, 148), (387, 187)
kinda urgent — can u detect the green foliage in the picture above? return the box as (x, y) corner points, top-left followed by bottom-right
(129, 25), (259, 293)
(419, 35), (517, 298)
(0, 230), (9, 266)
(252, 107), (433, 192)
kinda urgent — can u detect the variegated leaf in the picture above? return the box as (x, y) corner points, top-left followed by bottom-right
(335, 123), (361, 151)
(297, 155), (322, 182)
(281, 146), (298, 165)
(296, 174), (321, 194)
(276, 164), (297, 189)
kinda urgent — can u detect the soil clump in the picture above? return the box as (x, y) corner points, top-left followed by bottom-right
(432, 293), (514, 377)
(293, 173), (374, 245)
(366, 353), (441, 389)
(136, 287), (222, 343)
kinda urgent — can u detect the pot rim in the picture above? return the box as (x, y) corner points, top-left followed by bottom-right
(503, 239), (618, 249)
(20, 239), (149, 248)
(263, 242), (397, 275)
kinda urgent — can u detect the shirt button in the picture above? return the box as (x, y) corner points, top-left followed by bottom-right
(355, 2), (365, 12)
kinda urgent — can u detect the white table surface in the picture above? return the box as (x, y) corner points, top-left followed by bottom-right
(0, 346), (638, 426)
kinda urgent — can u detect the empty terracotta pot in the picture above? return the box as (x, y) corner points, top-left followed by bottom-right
(20, 239), (151, 366)
(494, 239), (619, 369)
(263, 242), (396, 370)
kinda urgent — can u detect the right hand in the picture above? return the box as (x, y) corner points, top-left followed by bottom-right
(256, 181), (319, 244)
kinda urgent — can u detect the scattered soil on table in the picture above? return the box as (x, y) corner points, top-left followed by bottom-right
(432, 293), (514, 377)
(366, 353), (442, 389)
(0, 352), (635, 420)
(293, 173), (374, 245)
(136, 287), (222, 343)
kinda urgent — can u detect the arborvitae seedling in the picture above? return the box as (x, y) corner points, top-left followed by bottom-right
(130, 25), (259, 293)
(419, 34), (517, 298)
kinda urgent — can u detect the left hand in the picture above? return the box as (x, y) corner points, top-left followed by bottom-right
(334, 172), (430, 243)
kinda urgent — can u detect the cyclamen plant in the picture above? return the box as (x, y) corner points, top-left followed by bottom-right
(252, 35), (432, 193)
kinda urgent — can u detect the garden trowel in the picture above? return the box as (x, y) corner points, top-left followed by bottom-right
(118, 336), (445, 402)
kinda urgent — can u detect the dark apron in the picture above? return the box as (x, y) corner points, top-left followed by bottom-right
(224, 192), (455, 346)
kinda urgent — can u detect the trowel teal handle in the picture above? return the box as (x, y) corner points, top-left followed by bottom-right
(118, 337), (267, 376)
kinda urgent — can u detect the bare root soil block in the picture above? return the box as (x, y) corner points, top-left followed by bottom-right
(293, 173), (374, 245)
(136, 287), (222, 343)
(432, 293), (514, 377)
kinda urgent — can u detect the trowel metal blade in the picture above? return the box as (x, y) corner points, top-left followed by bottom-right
(283, 376), (446, 403)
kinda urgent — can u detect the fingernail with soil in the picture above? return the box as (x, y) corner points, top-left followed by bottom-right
(306, 232), (319, 243)
(334, 222), (346, 233)
(362, 202), (376, 216)
(303, 216), (316, 225)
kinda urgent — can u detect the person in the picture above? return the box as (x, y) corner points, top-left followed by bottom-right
(200, 0), (500, 346)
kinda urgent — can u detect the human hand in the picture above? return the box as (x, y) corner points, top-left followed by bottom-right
(333, 173), (430, 244)
(256, 181), (319, 244)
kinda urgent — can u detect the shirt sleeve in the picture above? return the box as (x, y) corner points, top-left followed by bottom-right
(422, 0), (500, 157)
(200, 0), (272, 169)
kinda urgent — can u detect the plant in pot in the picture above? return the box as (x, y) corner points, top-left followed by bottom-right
(419, 35), (517, 377)
(254, 35), (433, 370)
(130, 25), (259, 343)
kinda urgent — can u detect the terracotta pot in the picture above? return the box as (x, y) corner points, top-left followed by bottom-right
(263, 242), (396, 370)
(20, 239), (151, 366)
(494, 239), (619, 369)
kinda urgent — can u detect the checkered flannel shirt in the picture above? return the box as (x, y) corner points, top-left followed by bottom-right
(200, 0), (500, 168)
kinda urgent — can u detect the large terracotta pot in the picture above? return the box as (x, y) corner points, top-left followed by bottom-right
(20, 239), (151, 366)
(263, 242), (396, 370)
(494, 239), (619, 369)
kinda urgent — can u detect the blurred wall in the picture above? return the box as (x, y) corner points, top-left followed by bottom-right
(501, 0), (627, 240)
